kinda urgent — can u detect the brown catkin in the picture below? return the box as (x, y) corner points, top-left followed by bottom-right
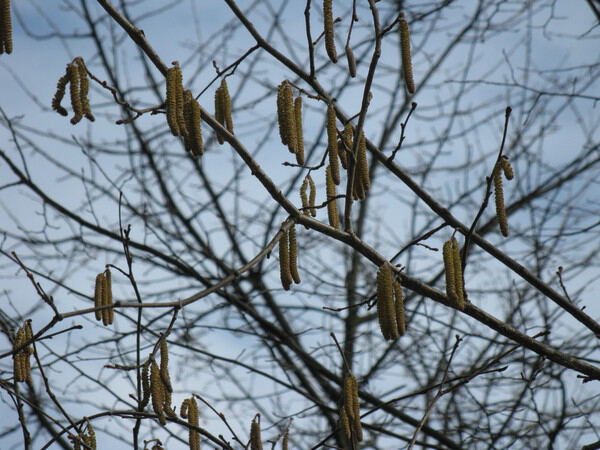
(323, 0), (337, 63)
(494, 163), (509, 237)
(1, 0), (13, 54)
(355, 130), (370, 198)
(159, 337), (172, 393)
(326, 165), (340, 229)
(250, 418), (263, 450)
(399, 13), (415, 94)
(94, 273), (104, 321)
(150, 361), (166, 425)
(183, 90), (204, 157)
(393, 280), (406, 336)
(13, 327), (24, 382)
(300, 177), (310, 216)
(166, 65), (181, 136)
(294, 96), (305, 165)
(501, 156), (514, 180)
(327, 104), (340, 185)
(102, 268), (113, 326)
(214, 84), (224, 144)
(450, 237), (465, 310)
(340, 408), (352, 440)
(348, 375), (362, 441)
(51, 74), (70, 116)
(276, 82), (289, 146)
(308, 175), (317, 217)
(443, 239), (458, 305)
(376, 263), (399, 340)
(141, 359), (151, 408)
(288, 225), (301, 284)
(68, 63), (83, 124)
(345, 45), (356, 77)
(279, 229), (293, 291)
(75, 58), (94, 121)
(220, 78), (233, 135)
(281, 428), (289, 450)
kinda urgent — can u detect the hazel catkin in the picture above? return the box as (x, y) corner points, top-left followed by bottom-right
(326, 165), (340, 229)
(1, 0), (13, 54)
(323, 0), (337, 63)
(279, 229), (293, 291)
(327, 104), (340, 185)
(399, 13), (415, 94)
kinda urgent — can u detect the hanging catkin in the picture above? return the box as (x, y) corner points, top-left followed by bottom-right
(289, 225), (301, 284)
(183, 89), (204, 157)
(399, 13), (415, 94)
(323, 0), (337, 63)
(279, 229), (293, 291)
(493, 160), (510, 237)
(443, 237), (465, 310)
(294, 96), (305, 165)
(181, 398), (200, 450)
(166, 63), (184, 136)
(1, 0), (13, 54)
(345, 45), (357, 77)
(376, 263), (399, 340)
(326, 104), (340, 185)
(150, 360), (166, 425)
(250, 417), (263, 450)
(326, 165), (340, 229)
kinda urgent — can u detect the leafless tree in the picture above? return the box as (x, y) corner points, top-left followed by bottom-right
(1, 1), (600, 449)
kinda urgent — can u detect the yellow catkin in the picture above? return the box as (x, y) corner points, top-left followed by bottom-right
(393, 280), (406, 336)
(181, 398), (200, 450)
(67, 63), (83, 125)
(345, 45), (356, 77)
(308, 175), (317, 217)
(288, 225), (301, 284)
(160, 337), (176, 418)
(355, 130), (370, 200)
(166, 65), (181, 136)
(376, 263), (399, 340)
(250, 418), (263, 450)
(279, 230), (293, 291)
(283, 83), (296, 154)
(323, 0), (337, 63)
(325, 165), (340, 229)
(501, 156), (514, 180)
(150, 361), (166, 425)
(141, 359), (151, 408)
(1, 0), (13, 54)
(399, 13), (415, 94)
(220, 79), (234, 135)
(327, 104), (340, 185)
(75, 58), (95, 122)
(294, 97), (305, 165)
(83, 422), (96, 450)
(494, 164), (509, 237)
(175, 65), (187, 138)
(102, 268), (113, 326)
(51, 74), (69, 116)
(276, 82), (289, 146)
(450, 237), (465, 310)
(94, 273), (104, 321)
(346, 375), (362, 441)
